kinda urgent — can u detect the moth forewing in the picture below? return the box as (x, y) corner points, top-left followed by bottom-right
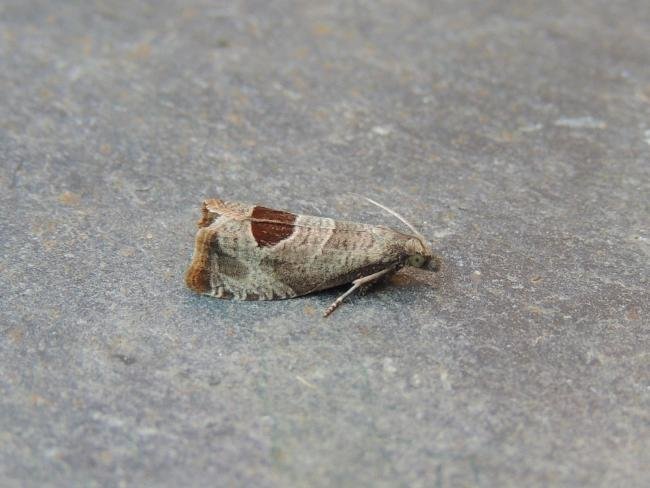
(185, 198), (438, 316)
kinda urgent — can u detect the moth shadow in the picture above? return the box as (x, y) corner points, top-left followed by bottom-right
(386, 267), (442, 291)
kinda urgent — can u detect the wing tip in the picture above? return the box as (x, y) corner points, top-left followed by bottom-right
(198, 198), (225, 228)
(185, 228), (218, 293)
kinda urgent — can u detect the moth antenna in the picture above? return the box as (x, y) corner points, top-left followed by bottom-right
(360, 196), (429, 245)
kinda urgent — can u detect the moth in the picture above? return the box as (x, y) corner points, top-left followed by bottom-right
(185, 197), (440, 316)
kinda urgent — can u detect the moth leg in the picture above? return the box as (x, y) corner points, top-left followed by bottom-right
(358, 267), (397, 296)
(323, 267), (395, 317)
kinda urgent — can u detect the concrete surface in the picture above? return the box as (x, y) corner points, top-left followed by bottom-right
(1, 1), (649, 487)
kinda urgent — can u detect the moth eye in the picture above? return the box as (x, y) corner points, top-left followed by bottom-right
(408, 254), (425, 267)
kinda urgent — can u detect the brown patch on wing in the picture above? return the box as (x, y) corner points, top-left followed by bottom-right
(250, 206), (297, 247)
(185, 227), (218, 293)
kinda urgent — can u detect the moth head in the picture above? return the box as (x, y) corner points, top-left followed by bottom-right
(404, 237), (439, 271)
(360, 196), (442, 272)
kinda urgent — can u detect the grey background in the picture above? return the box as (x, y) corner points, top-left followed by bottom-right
(1, 1), (649, 487)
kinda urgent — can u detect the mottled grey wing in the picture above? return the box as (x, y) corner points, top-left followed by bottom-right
(187, 205), (405, 301)
(240, 215), (405, 298)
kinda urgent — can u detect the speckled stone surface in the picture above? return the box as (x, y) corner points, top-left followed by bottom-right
(1, 1), (649, 487)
